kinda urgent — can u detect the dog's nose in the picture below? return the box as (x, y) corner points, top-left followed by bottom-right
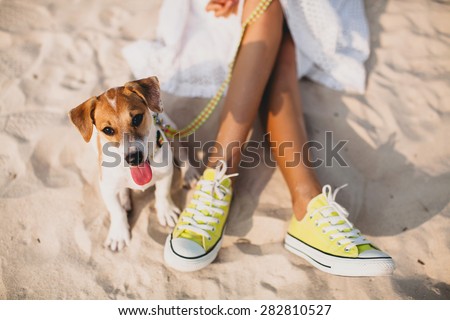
(125, 151), (144, 166)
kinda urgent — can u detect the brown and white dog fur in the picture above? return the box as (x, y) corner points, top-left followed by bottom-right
(69, 76), (179, 251)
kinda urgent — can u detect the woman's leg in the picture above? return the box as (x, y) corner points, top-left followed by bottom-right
(165, 0), (286, 272)
(264, 28), (321, 220)
(264, 28), (394, 278)
(208, 0), (284, 174)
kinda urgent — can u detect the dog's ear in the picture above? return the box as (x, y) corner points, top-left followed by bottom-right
(124, 76), (163, 113)
(68, 97), (97, 142)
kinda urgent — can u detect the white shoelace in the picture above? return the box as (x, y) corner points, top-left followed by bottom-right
(310, 184), (370, 252)
(178, 160), (238, 240)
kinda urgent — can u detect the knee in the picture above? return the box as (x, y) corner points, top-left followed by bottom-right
(242, 0), (283, 29)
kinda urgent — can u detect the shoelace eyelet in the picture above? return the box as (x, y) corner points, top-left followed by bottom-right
(322, 229), (326, 234)
(337, 241), (342, 246)
(207, 237), (212, 241)
(344, 248), (350, 252)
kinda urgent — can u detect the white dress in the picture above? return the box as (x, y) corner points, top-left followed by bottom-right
(123, 0), (370, 97)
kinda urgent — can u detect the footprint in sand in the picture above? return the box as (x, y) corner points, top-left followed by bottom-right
(1, 110), (64, 141)
(0, 1), (53, 33)
(0, 134), (26, 195)
(0, 2), (53, 91)
(0, 42), (41, 76)
(0, 38), (50, 96)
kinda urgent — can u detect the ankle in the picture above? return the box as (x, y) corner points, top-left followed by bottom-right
(292, 186), (321, 220)
(207, 158), (239, 178)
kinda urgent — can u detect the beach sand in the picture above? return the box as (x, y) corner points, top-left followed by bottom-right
(0, 0), (449, 299)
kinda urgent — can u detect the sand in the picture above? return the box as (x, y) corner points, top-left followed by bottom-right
(0, 0), (449, 299)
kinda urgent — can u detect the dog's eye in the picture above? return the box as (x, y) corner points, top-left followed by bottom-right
(132, 114), (144, 127)
(102, 127), (115, 136)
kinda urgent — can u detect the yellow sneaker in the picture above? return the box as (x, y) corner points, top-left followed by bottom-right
(164, 160), (237, 272)
(285, 184), (395, 276)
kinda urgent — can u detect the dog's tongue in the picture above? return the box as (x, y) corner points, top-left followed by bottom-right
(130, 161), (152, 185)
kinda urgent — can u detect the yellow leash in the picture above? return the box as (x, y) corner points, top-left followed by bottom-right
(161, 0), (273, 139)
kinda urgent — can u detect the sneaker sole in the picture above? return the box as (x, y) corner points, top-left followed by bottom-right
(164, 235), (223, 272)
(284, 234), (395, 277)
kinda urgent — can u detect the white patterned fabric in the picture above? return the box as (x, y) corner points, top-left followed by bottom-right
(122, 0), (369, 97)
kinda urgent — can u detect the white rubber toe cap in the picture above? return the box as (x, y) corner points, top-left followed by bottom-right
(170, 238), (206, 258)
(358, 249), (391, 258)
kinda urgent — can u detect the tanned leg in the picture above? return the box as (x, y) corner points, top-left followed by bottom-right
(208, 0), (284, 174)
(207, 0), (320, 218)
(264, 28), (321, 220)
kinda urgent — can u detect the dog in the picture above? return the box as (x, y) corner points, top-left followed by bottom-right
(69, 76), (180, 251)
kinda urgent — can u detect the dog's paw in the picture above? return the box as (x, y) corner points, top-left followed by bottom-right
(104, 223), (130, 252)
(155, 200), (180, 228)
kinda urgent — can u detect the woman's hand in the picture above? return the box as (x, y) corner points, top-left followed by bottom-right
(205, 0), (239, 18)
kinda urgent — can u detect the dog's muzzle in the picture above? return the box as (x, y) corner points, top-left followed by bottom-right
(125, 151), (144, 166)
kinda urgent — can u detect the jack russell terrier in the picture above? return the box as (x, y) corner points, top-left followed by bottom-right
(69, 76), (180, 251)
